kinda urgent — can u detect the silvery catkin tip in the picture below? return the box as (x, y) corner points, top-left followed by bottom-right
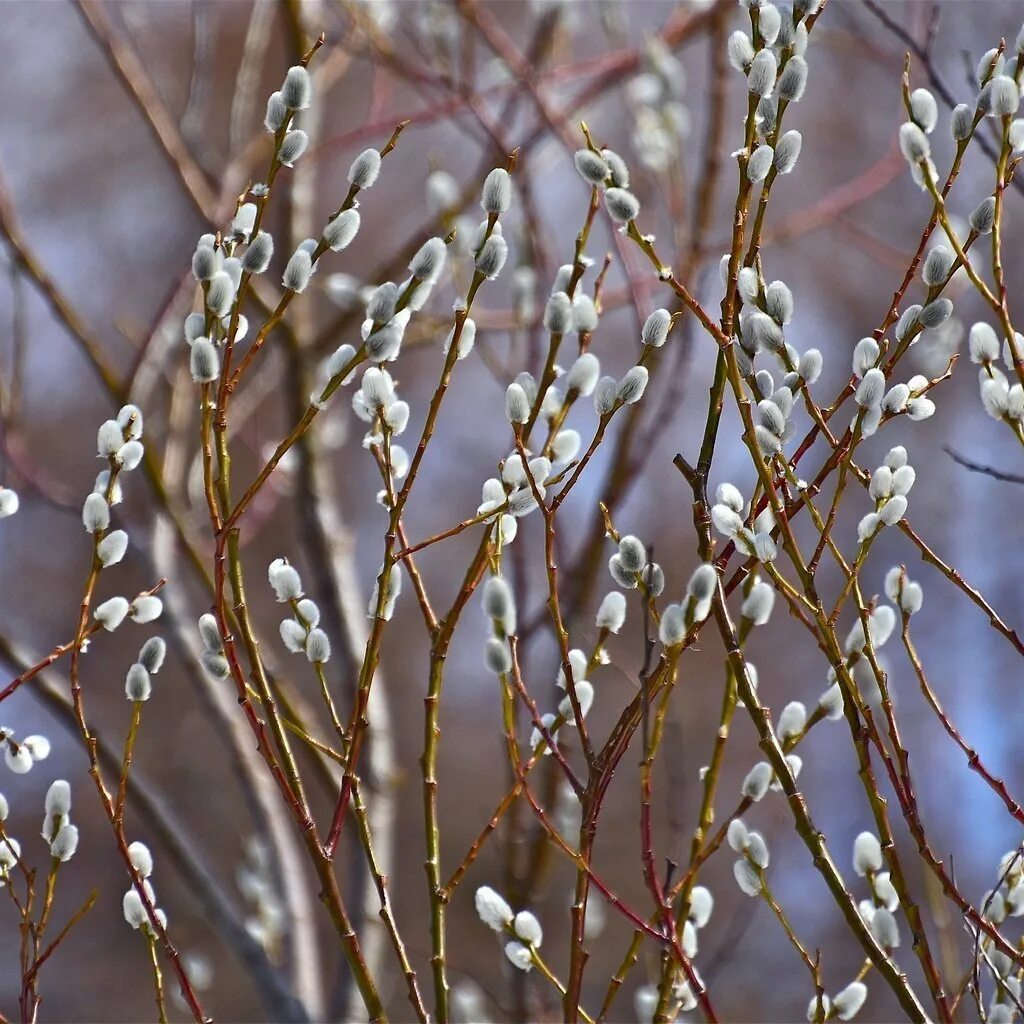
(278, 129), (308, 168)
(349, 148), (382, 189)
(480, 168), (512, 214)
(281, 66), (311, 110)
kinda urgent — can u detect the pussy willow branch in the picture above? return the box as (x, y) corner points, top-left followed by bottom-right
(65, 469), (208, 1024)
(325, 156), (517, 861)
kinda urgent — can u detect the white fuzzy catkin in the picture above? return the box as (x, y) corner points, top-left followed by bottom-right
(504, 941), (532, 972)
(125, 663), (151, 701)
(747, 49), (777, 97)
(50, 824), (78, 862)
(573, 149), (609, 186)
(481, 168), (512, 214)
(922, 244), (954, 286)
(604, 187), (640, 223)
(264, 92), (287, 133)
(778, 55), (808, 102)
(281, 66), (311, 110)
(97, 530), (128, 567)
(734, 858), (762, 897)
(596, 591), (627, 632)
(190, 337), (220, 382)
(870, 907), (900, 949)
(82, 492), (110, 534)
(97, 419), (123, 457)
(899, 122), (930, 163)
(130, 596), (163, 624)
(989, 75), (1021, 117)
(746, 144), (774, 182)
(777, 701), (807, 740)
(192, 245), (218, 281)
(513, 910), (543, 946)
(484, 637), (512, 674)
(122, 889), (148, 930)
(832, 982), (868, 1021)
(268, 558), (303, 602)
(855, 368), (885, 408)
(95, 596), (130, 632)
(687, 563), (717, 602)
(324, 209), (360, 252)
(543, 292), (573, 334)
(231, 203), (257, 241)
(617, 366), (649, 404)
(566, 353), (600, 395)
(593, 376), (619, 415)
(242, 231), (274, 273)
(951, 102), (974, 140)
(727, 30), (755, 72)
(573, 294), (598, 334)
(601, 148), (630, 188)
(717, 482), (745, 513)
(410, 237), (447, 282)
(919, 297), (952, 329)
(128, 841), (153, 878)
(758, 3), (782, 44)
(116, 441), (144, 471)
(483, 576), (516, 634)
(475, 235), (508, 279)
(853, 831), (883, 876)
(349, 149), (382, 189)
(138, 637), (166, 674)
(774, 130), (802, 174)
(641, 308), (672, 347)
(475, 885), (513, 931)
(618, 535), (647, 574)
(765, 281), (794, 324)
(117, 404), (143, 439)
(970, 196), (997, 234)
(305, 628), (331, 664)
(197, 613), (221, 652)
(280, 619), (306, 654)
(853, 337), (879, 378)
(45, 780), (71, 816)
(366, 320), (403, 363)
(742, 762), (773, 801)
(741, 580), (775, 625)
(283, 249), (313, 292)
(658, 604), (687, 646)
(910, 88), (938, 133)
(505, 383), (530, 425)
(206, 272), (235, 317)
(970, 322), (1000, 363)
(278, 129), (308, 168)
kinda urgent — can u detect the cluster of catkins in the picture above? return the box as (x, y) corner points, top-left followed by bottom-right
(973, 848), (1024, 1023)
(86, 408), (164, 632)
(474, 885), (544, 974)
(124, 636), (167, 703)
(0, 728), (49, 776)
(633, 885), (714, 1016)
(711, 483), (778, 564)
(41, 780), (79, 863)
(121, 840), (167, 938)
(0, 783), (81, 893)
(857, 447), (915, 542)
(269, 558), (331, 665)
(899, 34), (1024, 197)
(971, 322), (1024, 426)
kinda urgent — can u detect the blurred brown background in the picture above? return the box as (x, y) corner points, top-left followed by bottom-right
(0, 1), (1021, 1021)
